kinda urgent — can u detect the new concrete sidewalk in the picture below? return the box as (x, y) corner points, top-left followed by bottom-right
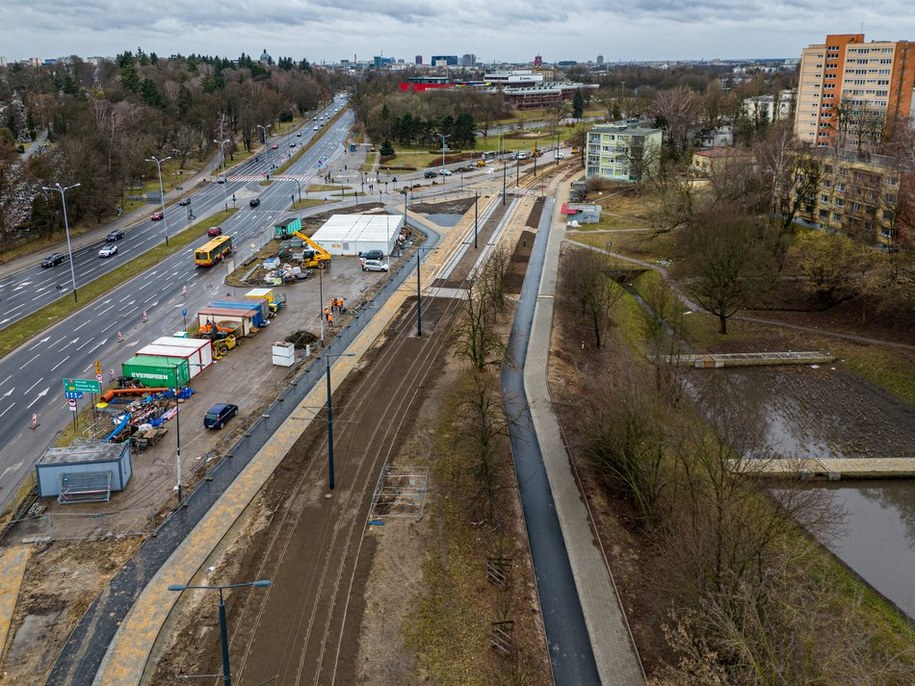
(524, 182), (644, 685)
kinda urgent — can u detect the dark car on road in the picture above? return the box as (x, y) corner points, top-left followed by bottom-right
(151, 211), (164, 221)
(359, 249), (384, 261)
(106, 230), (124, 242)
(207, 225), (223, 237)
(204, 402), (238, 429)
(178, 198), (191, 206)
(423, 170), (438, 178)
(41, 253), (64, 268)
(249, 198), (261, 208)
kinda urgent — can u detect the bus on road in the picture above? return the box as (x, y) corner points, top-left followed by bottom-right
(194, 235), (233, 267)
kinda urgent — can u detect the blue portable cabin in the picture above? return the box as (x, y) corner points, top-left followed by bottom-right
(209, 300), (268, 328)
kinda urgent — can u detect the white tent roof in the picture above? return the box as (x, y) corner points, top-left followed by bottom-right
(312, 214), (403, 255)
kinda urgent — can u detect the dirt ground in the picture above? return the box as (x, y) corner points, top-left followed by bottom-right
(0, 248), (394, 684)
(144, 196), (550, 685)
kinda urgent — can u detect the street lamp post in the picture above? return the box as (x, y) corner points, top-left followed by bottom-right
(167, 580), (272, 686)
(318, 268), (324, 345)
(502, 160), (507, 206)
(257, 123), (271, 177)
(214, 138), (230, 210)
(415, 246), (434, 337)
(437, 133), (450, 173)
(146, 155), (172, 245)
(324, 352), (355, 490)
(42, 182), (80, 303)
(173, 378), (183, 504)
(474, 191), (478, 249)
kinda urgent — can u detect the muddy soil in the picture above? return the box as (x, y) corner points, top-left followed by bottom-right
(148, 194), (547, 685)
(684, 366), (915, 459)
(1, 538), (140, 685)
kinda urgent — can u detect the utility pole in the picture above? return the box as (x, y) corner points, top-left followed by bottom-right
(474, 191), (478, 249)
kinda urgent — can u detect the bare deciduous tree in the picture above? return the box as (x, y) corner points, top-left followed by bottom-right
(560, 246), (624, 348)
(685, 205), (775, 335)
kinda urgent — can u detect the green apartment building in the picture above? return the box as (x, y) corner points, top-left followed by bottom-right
(586, 123), (663, 182)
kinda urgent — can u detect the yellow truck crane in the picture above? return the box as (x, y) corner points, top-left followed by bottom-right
(274, 217), (332, 269)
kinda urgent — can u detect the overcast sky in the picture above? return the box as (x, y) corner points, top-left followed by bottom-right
(2, 0), (915, 65)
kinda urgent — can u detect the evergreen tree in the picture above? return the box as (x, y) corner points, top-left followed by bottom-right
(572, 89), (585, 119)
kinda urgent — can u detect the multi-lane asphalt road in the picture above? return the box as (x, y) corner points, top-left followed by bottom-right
(0, 100), (354, 510)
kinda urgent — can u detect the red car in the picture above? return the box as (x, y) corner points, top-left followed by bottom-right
(271, 143), (279, 150)
(207, 226), (223, 237)
(151, 211), (164, 221)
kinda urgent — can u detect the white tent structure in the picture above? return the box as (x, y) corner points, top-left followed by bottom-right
(311, 214), (404, 256)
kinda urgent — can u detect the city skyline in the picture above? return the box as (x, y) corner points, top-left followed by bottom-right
(2, 0), (915, 65)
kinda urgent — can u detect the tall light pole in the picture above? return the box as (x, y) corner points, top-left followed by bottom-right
(42, 182), (80, 303)
(502, 160), (507, 206)
(474, 191), (478, 249)
(257, 123), (271, 177)
(214, 138), (230, 210)
(146, 155), (172, 245)
(415, 246), (434, 337)
(172, 367), (184, 505)
(167, 580), (272, 686)
(318, 268), (324, 345)
(324, 352), (355, 490)
(437, 133), (450, 173)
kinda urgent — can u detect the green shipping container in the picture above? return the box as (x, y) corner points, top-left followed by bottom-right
(121, 356), (191, 389)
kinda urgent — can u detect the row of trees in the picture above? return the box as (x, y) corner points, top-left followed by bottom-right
(0, 50), (342, 246)
(379, 108), (477, 149)
(350, 73), (510, 150)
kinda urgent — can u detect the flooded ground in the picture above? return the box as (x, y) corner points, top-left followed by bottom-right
(685, 366), (915, 459)
(687, 366), (915, 619)
(422, 213), (463, 227)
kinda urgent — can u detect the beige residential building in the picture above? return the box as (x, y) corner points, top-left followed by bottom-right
(794, 33), (915, 149)
(793, 149), (910, 245)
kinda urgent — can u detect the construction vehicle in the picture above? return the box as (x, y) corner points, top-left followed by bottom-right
(274, 217), (332, 269)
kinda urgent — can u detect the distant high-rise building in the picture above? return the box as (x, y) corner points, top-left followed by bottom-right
(596, 55), (604, 66)
(415, 55), (423, 65)
(431, 55), (458, 66)
(794, 33), (915, 149)
(534, 55), (543, 67)
(460, 53), (476, 67)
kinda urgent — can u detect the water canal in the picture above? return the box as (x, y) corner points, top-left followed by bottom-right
(686, 365), (915, 618)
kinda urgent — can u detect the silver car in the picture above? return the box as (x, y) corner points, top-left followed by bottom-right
(361, 259), (389, 272)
